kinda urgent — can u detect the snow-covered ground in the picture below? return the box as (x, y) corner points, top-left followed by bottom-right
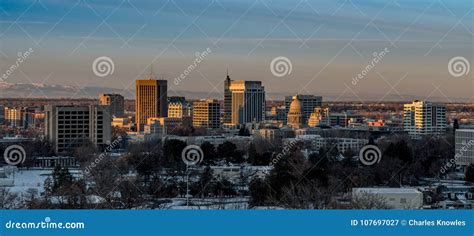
(1, 167), (81, 195)
(7, 169), (50, 194)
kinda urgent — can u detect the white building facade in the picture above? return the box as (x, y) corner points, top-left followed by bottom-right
(403, 100), (446, 139)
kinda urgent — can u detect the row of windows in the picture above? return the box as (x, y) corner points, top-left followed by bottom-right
(58, 120), (90, 123)
(58, 134), (88, 138)
(58, 125), (90, 129)
(58, 111), (89, 115)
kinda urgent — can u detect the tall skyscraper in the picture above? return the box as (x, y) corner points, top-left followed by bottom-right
(45, 105), (111, 154)
(99, 94), (125, 117)
(224, 75), (265, 126)
(284, 95), (322, 124)
(193, 99), (221, 129)
(223, 73), (232, 124)
(403, 100), (446, 139)
(0, 105), (4, 124)
(135, 75), (168, 132)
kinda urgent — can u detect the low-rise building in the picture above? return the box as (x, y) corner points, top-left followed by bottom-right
(112, 117), (132, 129)
(352, 187), (423, 209)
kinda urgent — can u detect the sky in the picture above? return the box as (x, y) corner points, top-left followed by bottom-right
(0, 0), (472, 101)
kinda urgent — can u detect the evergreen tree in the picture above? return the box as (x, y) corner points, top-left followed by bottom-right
(249, 178), (269, 207)
(466, 164), (474, 182)
(200, 142), (217, 165)
(247, 143), (259, 165)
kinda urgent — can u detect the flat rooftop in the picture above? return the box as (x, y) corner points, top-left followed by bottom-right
(457, 129), (474, 133)
(353, 188), (421, 194)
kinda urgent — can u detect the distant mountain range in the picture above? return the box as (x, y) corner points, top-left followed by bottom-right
(0, 82), (221, 100)
(0, 82), (470, 102)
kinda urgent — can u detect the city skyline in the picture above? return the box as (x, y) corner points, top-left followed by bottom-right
(1, 0), (474, 230)
(0, 0), (472, 101)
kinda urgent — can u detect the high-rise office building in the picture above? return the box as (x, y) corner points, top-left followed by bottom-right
(135, 77), (168, 132)
(455, 129), (474, 166)
(99, 94), (125, 117)
(223, 74), (232, 124)
(45, 105), (111, 154)
(224, 75), (265, 126)
(403, 100), (446, 139)
(0, 105), (4, 124)
(284, 95), (322, 124)
(193, 99), (221, 129)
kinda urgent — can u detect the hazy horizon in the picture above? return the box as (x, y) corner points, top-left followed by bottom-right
(0, 0), (472, 102)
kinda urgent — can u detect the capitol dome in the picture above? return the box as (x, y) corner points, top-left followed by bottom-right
(287, 96), (303, 129)
(288, 96), (302, 114)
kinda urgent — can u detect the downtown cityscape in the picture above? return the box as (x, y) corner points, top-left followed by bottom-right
(0, 0), (473, 214)
(0, 70), (473, 210)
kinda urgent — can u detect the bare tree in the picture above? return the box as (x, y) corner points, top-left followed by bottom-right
(351, 192), (392, 209)
(0, 188), (19, 209)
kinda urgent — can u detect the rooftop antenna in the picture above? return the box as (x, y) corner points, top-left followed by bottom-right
(149, 64), (154, 80)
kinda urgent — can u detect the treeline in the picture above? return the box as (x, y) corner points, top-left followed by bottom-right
(3, 133), (472, 209)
